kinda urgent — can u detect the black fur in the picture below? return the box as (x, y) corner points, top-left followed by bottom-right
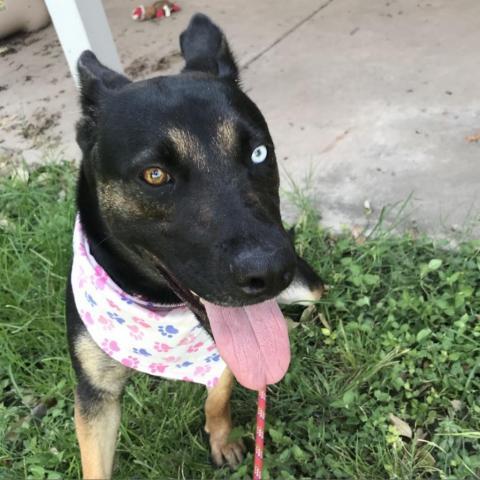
(66, 12), (323, 469)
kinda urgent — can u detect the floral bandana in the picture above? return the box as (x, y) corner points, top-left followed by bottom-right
(70, 216), (226, 388)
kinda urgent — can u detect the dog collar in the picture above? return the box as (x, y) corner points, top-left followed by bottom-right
(70, 216), (225, 388)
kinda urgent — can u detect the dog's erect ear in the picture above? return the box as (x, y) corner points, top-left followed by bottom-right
(77, 51), (130, 117)
(180, 14), (239, 83)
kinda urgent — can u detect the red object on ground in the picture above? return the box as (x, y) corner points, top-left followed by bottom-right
(132, 2), (181, 21)
(253, 388), (267, 480)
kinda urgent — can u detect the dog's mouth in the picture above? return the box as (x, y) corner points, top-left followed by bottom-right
(140, 248), (290, 390)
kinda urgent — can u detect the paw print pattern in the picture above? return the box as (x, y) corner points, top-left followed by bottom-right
(148, 363), (167, 374)
(207, 377), (219, 388)
(120, 293), (134, 304)
(205, 353), (221, 363)
(187, 342), (204, 353)
(78, 240), (88, 257)
(107, 299), (121, 311)
(81, 311), (94, 325)
(176, 361), (194, 368)
(101, 339), (120, 356)
(127, 325), (144, 340)
(194, 365), (211, 376)
(98, 315), (114, 331)
(164, 355), (181, 363)
(154, 342), (171, 353)
(132, 316), (151, 329)
(121, 356), (139, 369)
(85, 292), (97, 307)
(158, 325), (179, 338)
(107, 311), (125, 325)
(93, 266), (108, 290)
(206, 344), (216, 352)
(133, 347), (151, 357)
(178, 333), (196, 346)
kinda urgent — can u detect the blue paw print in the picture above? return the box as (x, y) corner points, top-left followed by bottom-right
(120, 293), (134, 304)
(85, 292), (97, 307)
(176, 361), (193, 368)
(158, 325), (179, 338)
(107, 311), (125, 324)
(133, 347), (152, 357)
(205, 353), (221, 363)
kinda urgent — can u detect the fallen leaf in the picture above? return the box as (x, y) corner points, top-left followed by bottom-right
(389, 413), (412, 438)
(318, 312), (330, 330)
(465, 132), (480, 143)
(286, 316), (300, 331)
(450, 399), (463, 412)
(299, 304), (316, 323)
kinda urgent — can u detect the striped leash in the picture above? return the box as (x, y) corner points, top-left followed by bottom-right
(253, 388), (267, 480)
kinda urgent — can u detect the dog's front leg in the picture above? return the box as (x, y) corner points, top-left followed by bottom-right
(72, 333), (130, 480)
(75, 391), (121, 479)
(205, 367), (245, 468)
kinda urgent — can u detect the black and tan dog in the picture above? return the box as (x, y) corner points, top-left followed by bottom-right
(66, 13), (323, 479)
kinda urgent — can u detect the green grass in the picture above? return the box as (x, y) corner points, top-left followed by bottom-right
(0, 163), (479, 480)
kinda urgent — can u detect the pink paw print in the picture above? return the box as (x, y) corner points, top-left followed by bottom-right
(93, 266), (108, 290)
(164, 355), (181, 363)
(154, 342), (171, 353)
(179, 334), (196, 346)
(207, 376), (219, 388)
(121, 356), (139, 369)
(101, 339), (120, 356)
(127, 325), (144, 340)
(194, 364), (211, 377)
(148, 363), (167, 374)
(107, 299), (120, 311)
(77, 274), (86, 289)
(98, 315), (113, 331)
(133, 316), (151, 329)
(187, 342), (204, 353)
(78, 241), (87, 257)
(206, 344), (216, 352)
(81, 311), (94, 325)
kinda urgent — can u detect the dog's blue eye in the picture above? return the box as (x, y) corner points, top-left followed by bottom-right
(251, 145), (268, 164)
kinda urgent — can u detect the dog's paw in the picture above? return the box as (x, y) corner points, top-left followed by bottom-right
(210, 435), (245, 468)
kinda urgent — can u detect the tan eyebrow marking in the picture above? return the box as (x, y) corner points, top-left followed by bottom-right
(168, 127), (206, 168)
(215, 119), (236, 156)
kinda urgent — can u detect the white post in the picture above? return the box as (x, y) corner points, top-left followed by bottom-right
(44, 0), (123, 87)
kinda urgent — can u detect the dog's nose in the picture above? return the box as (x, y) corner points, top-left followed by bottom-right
(231, 247), (295, 298)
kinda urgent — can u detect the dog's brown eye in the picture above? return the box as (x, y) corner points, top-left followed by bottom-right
(142, 167), (170, 186)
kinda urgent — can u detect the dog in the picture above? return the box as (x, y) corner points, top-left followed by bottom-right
(66, 13), (323, 479)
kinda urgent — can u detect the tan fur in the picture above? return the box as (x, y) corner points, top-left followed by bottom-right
(75, 394), (121, 480)
(97, 182), (145, 219)
(215, 120), (236, 157)
(74, 334), (129, 479)
(75, 333), (130, 398)
(168, 127), (206, 168)
(205, 367), (245, 467)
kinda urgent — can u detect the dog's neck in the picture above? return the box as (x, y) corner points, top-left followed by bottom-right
(76, 166), (181, 305)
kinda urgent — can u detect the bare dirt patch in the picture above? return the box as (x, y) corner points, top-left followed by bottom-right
(125, 51), (182, 79)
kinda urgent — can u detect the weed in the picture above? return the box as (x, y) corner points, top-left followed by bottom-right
(0, 163), (479, 479)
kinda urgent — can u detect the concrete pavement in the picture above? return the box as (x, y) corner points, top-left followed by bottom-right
(1, 0), (479, 237)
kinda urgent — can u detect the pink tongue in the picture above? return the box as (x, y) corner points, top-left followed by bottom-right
(203, 299), (290, 391)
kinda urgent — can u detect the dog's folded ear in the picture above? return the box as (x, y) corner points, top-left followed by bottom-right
(180, 14), (239, 83)
(77, 51), (131, 117)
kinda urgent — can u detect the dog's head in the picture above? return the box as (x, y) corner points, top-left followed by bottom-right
(76, 14), (296, 307)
